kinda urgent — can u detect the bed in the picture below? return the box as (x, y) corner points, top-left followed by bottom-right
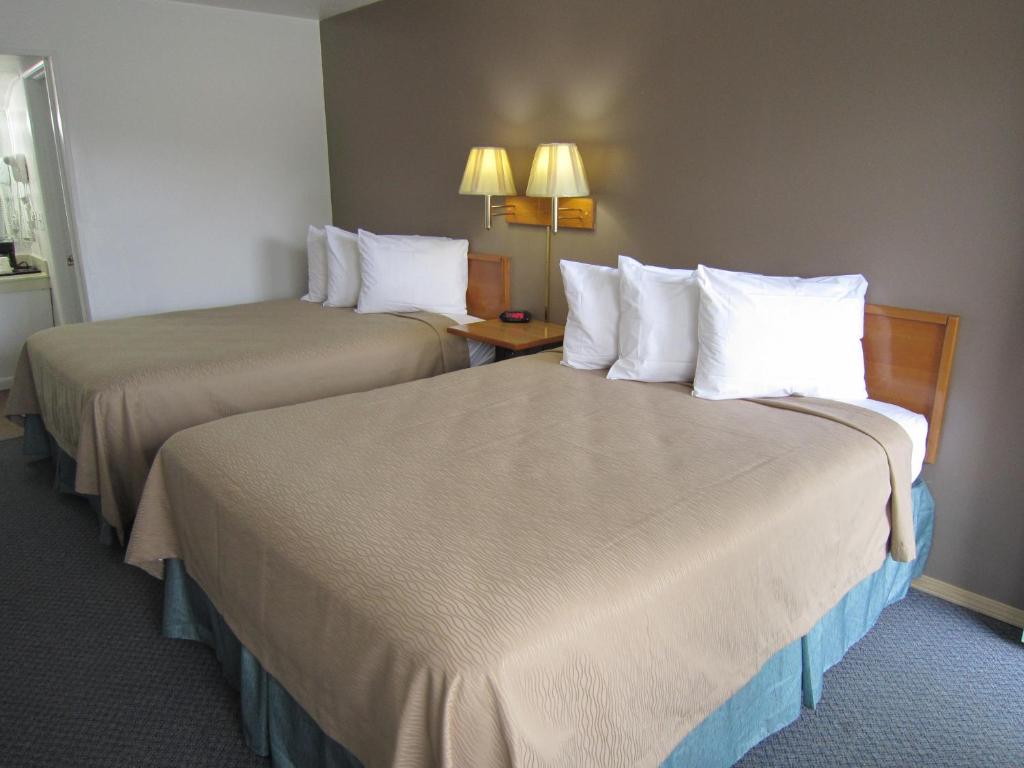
(125, 303), (958, 768)
(4, 252), (510, 542)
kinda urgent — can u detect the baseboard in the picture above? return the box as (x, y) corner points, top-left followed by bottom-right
(912, 575), (1024, 628)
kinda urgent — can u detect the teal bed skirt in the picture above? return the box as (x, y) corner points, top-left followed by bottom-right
(22, 414), (119, 546)
(164, 481), (935, 768)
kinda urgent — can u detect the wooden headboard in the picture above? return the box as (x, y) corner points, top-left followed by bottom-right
(467, 253), (511, 319)
(863, 304), (960, 464)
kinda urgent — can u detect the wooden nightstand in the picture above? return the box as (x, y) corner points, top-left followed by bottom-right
(447, 318), (565, 362)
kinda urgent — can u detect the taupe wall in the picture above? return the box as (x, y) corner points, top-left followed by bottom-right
(322, 0), (1024, 609)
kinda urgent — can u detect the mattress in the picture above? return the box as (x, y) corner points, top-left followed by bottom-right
(127, 351), (914, 768)
(849, 399), (928, 480)
(5, 300), (471, 539)
(154, 481), (934, 768)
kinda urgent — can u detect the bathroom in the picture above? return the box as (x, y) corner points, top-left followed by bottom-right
(0, 53), (83, 396)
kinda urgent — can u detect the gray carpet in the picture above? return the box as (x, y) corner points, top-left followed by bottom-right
(0, 439), (267, 767)
(0, 390), (24, 441)
(1, 437), (1021, 767)
(737, 587), (1024, 767)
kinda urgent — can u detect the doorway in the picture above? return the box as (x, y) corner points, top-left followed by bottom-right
(1, 53), (84, 395)
(1, 54), (84, 325)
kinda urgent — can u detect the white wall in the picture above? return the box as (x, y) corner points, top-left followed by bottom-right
(0, 283), (54, 389)
(0, 0), (332, 320)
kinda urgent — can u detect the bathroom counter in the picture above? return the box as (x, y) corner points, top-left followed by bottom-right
(0, 270), (50, 294)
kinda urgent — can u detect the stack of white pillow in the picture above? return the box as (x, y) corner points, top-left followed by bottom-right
(303, 225), (470, 316)
(560, 255), (869, 401)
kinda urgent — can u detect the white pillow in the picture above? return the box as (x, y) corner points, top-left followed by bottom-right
(693, 265), (869, 400)
(355, 229), (469, 315)
(560, 260), (620, 370)
(324, 226), (361, 308)
(301, 225), (328, 303)
(607, 255), (700, 383)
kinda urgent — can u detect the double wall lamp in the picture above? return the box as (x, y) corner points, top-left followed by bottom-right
(459, 143), (594, 321)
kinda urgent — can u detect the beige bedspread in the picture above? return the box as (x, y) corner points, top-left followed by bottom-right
(5, 300), (467, 540)
(127, 351), (911, 768)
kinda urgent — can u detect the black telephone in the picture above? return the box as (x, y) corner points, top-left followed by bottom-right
(499, 309), (532, 323)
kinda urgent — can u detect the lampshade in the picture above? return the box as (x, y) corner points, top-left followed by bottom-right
(459, 147), (517, 196)
(525, 143), (590, 198)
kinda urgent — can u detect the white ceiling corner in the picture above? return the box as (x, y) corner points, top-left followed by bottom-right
(168, 0), (382, 21)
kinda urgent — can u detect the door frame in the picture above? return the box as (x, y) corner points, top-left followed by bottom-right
(36, 55), (91, 322)
(2, 48), (91, 322)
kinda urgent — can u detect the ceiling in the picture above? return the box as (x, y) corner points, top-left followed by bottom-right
(171, 0), (380, 20)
